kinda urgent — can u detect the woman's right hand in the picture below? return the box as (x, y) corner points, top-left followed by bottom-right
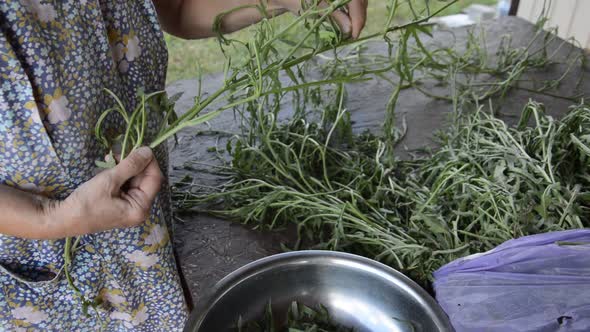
(46, 146), (163, 238)
(276, 0), (368, 39)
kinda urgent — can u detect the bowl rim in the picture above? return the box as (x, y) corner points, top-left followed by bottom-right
(184, 250), (453, 332)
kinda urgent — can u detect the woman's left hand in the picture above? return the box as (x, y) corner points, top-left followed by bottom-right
(277, 0), (368, 39)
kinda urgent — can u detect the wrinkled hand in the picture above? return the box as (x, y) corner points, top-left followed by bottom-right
(50, 147), (163, 236)
(277, 0), (368, 39)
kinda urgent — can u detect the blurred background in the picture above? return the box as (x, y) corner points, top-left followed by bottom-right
(164, 0), (590, 84)
(164, 0), (498, 83)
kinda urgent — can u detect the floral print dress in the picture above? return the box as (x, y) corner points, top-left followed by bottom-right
(0, 0), (188, 330)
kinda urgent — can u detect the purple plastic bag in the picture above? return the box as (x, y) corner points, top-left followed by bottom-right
(433, 230), (590, 332)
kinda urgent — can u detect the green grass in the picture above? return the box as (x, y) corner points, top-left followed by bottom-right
(164, 0), (498, 83)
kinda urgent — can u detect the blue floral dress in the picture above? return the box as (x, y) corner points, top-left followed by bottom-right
(0, 0), (188, 330)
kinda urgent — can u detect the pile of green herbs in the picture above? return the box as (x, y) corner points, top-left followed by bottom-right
(236, 301), (353, 332)
(66, 0), (396, 319)
(180, 100), (590, 284)
(174, 1), (590, 284)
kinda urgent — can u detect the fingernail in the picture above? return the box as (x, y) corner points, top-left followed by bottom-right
(345, 22), (352, 34)
(340, 21), (351, 36)
(135, 146), (152, 158)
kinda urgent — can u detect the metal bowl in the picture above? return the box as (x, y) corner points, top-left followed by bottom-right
(185, 251), (453, 332)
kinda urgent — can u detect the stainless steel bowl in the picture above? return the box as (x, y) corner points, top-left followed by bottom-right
(185, 251), (453, 332)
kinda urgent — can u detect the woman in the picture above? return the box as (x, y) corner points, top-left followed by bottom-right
(0, 0), (367, 330)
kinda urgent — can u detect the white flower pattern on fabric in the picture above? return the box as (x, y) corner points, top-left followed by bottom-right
(23, 0), (57, 22)
(110, 279), (122, 289)
(37, 3), (57, 22)
(110, 311), (134, 329)
(132, 306), (149, 326)
(111, 33), (142, 73)
(47, 95), (72, 124)
(103, 292), (126, 305)
(126, 35), (141, 61)
(125, 250), (158, 268)
(29, 104), (42, 123)
(110, 306), (149, 328)
(11, 306), (49, 324)
(145, 224), (166, 246)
